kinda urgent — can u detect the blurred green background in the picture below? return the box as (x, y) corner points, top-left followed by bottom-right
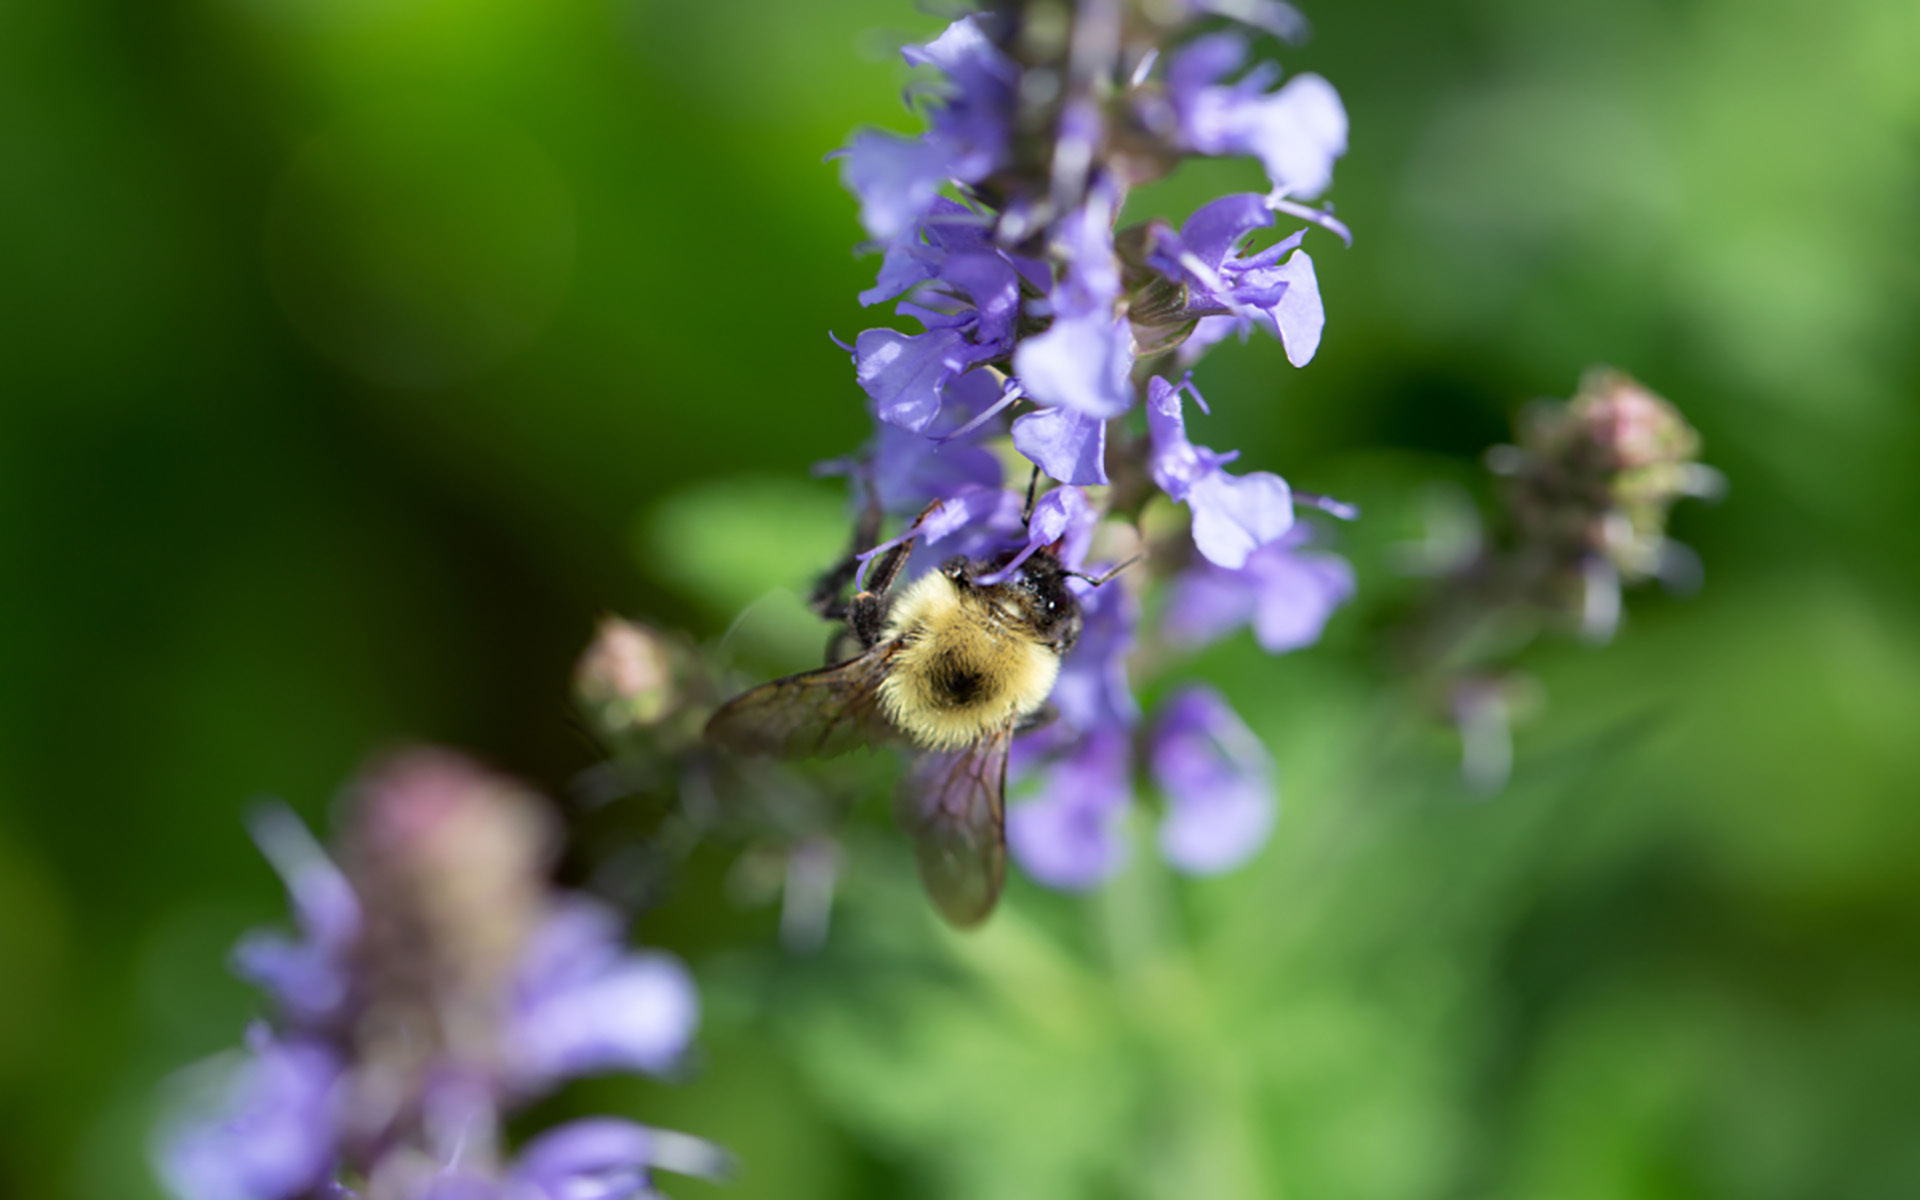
(3, 0), (1918, 1197)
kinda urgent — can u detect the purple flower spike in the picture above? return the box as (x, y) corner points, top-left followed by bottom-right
(1150, 687), (1277, 874)
(1166, 33), (1347, 200)
(1147, 376), (1295, 568)
(157, 1034), (342, 1200)
(1166, 527), (1354, 652)
(1008, 730), (1133, 889)
(508, 900), (699, 1088)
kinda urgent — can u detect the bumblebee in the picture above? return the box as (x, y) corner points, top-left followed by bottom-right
(705, 498), (1125, 926)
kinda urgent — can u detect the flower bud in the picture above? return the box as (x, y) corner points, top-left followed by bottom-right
(1502, 369), (1709, 592)
(574, 617), (682, 736)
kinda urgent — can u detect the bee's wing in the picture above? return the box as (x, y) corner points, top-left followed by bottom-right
(895, 727), (1010, 927)
(704, 644), (906, 759)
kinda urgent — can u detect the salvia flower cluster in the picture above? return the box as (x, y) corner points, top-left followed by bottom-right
(1402, 369), (1719, 790)
(828, 0), (1355, 886)
(156, 749), (725, 1200)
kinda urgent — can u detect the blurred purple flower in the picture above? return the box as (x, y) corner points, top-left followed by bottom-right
(1165, 526), (1353, 652)
(1147, 375), (1295, 568)
(1008, 729), (1133, 889)
(1150, 687), (1277, 874)
(157, 751), (722, 1200)
(1163, 32), (1347, 200)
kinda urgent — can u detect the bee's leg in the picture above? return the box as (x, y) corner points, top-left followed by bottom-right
(809, 489), (885, 622)
(1012, 702), (1059, 738)
(1020, 463), (1042, 525)
(846, 499), (944, 649)
(847, 548), (906, 650)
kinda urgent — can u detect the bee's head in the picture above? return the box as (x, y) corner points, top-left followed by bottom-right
(946, 550), (1084, 653)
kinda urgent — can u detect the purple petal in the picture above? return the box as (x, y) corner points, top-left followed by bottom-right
(1166, 34), (1347, 200)
(508, 901), (699, 1086)
(1244, 74), (1346, 199)
(1188, 469), (1295, 569)
(1263, 247), (1323, 366)
(1167, 33), (1250, 122)
(872, 423), (1003, 512)
(1150, 688), (1276, 875)
(156, 1037), (342, 1200)
(1048, 577), (1139, 730)
(1146, 375), (1295, 566)
(1165, 533), (1354, 652)
(514, 898), (624, 990)
(1249, 543), (1353, 652)
(855, 327), (969, 432)
(903, 15), (1017, 96)
(1177, 194), (1275, 272)
(839, 131), (952, 241)
(860, 198), (993, 307)
(1012, 308), (1135, 418)
(1007, 730), (1133, 890)
(1163, 564), (1259, 648)
(511, 962), (698, 1086)
(941, 253), (1022, 352)
(247, 805), (359, 951)
(980, 486), (1096, 583)
(1053, 175), (1122, 306)
(867, 366), (1008, 512)
(514, 1119), (731, 1196)
(233, 806), (359, 1026)
(902, 17), (1015, 183)
(228, 934), (350, 1029)
(1012, 406), (1108, 485)
(1176, 314), (1247, 367)
(1144, 374), (1218, 501)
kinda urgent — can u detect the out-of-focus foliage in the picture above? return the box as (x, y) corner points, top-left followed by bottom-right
(1, 1), (1916, 1198)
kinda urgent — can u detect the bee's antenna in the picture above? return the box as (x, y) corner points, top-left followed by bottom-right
(1066, 552), (1144, 588)
(1020, 464), (1042, 526)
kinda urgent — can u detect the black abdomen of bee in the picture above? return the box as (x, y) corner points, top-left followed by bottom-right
(928, 652), (985, 709)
